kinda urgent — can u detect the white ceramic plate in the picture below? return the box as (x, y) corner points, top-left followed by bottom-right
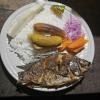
(0, 1), (95, 92)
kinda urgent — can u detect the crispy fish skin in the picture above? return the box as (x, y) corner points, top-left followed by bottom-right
(17, 53), (91, 88)
(69, 56), (91, 76)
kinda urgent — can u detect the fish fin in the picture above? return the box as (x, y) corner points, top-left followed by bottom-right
(17, 63), (33, 70)
(7, 34), (13, 44)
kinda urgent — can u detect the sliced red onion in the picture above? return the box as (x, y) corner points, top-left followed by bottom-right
(64, 15), (82, 40)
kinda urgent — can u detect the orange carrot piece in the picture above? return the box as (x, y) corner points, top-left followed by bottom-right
(67, 36), (88, 50)
(70, 46), (84, 53)
(58, 39), (72, 51)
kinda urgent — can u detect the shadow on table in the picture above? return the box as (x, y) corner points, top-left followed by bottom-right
(0, 57), (84, 96)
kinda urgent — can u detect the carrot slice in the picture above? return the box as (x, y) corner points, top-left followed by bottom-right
(68, 46), (84, 53)
(58, 36), (88, 53)
(67, 36), (88, 50)
(73, 47), (84, 53)
(58, 39), (72, 51)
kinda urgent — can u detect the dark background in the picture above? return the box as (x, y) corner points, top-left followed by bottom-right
(0, 0), (100, 96)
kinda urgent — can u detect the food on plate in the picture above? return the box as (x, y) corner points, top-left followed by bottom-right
(68, 46), (84, 53)
(58, 39), (72, 51)
(28, 23), (67, 48)
(32, 44), (57, 52)
(34, 23), (66, 38)
(32, 44), (43, 50)
(64, 15), (82, 40)
(67, 36), (88, 50)
(4, 0), (93, 91)
(58, 36), (88, 53)
(28, 21), (87, 53)
(51, 5), (65, 16)
(28, 33), (62, 47)
(57, 15), (88, 53)
(8, 3), (44, 38)
(17, 53), (91, 88)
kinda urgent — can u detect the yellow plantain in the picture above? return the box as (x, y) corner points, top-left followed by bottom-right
(28, 33), (62, 47)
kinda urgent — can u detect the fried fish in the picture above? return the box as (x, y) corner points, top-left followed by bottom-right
(17, 53), (91, 88)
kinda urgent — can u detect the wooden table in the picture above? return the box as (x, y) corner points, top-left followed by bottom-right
(0, 0), (100, 96)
